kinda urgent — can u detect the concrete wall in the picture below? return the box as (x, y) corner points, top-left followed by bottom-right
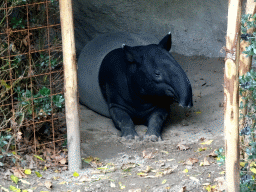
(73, 0), (228, 58)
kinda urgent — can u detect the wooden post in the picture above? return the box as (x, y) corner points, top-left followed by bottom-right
(59, 0), (82, 171)
(239, 0), (256, 145)
(224, 0), (241, 191)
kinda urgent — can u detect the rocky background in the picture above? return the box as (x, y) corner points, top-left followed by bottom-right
(73, 0), (228, 58)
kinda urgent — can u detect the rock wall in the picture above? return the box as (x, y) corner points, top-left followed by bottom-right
(73, 0), (228, 58)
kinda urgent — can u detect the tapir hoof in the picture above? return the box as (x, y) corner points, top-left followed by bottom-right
(121, 130), (139, 140)
(121, 135), (141, 142)
(143, 135), (162, 142)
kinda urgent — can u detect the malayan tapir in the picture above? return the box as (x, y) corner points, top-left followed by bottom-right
(78, 32), (193, 141)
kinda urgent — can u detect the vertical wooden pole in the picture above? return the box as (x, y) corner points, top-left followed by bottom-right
(224, 0), (241, 191)
(239, 1), (256, 145)
(59, 0), (82, 171)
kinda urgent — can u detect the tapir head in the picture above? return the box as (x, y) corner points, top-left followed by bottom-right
(122, 32), (193, 108)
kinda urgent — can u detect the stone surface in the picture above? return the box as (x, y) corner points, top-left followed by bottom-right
(73, 0), (228, 58)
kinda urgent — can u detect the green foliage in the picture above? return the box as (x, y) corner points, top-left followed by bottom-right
(241, 14), (256, 58)
(14, 86), (64, 118)
(215, 147), (225, 166)
(11, 17), (25, 29)
(239, 12), (256, 191)
(37, 53), (59, 69)
(0, 132), (14, 167)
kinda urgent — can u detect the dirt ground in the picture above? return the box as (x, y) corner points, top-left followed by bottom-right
(0, 53), (226, 192)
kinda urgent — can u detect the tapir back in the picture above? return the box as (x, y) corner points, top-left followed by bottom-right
(77, 32), (159, 117)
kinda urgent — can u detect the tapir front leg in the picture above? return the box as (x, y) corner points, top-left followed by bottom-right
(109, 107), (139, 140)
(144, 108), (168, 142)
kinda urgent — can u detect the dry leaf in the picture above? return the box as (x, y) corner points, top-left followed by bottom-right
(79, 175), (92, 182)
(178, 186), (186, 192)
(214, 176), (225, 191)
(17, 132), (22, 140)
(45, 180), (52, 189)
(110, 182), (116, 188)
(121, 163), (136, 171)
(200, 140), (213, 145)
(189, 176), (200, 183)
(209, 150), (218, 157)
(142, 150), (155, 159)
(141, 166), (151, 173)
(162, 165), (178, 175)
(58, 181), (67, 184)
(185, 158), (199, 165)
(11, 167), (26, 178)
(203, 157), (210, 166)
(177, 143), (190, 151)
(59, 158), (67, 165)
(91, 170), (101, 174)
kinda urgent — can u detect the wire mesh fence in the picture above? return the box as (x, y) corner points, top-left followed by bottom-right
(0, 0), (67, 169)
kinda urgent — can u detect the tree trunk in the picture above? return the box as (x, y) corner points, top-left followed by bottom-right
(224, 0), (241, 191)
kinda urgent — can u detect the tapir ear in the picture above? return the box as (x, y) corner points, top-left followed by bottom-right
(122, 44), (140, 63)
(159, 32), (172, 51)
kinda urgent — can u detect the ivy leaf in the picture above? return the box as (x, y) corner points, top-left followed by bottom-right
(10, 175), (19, 184)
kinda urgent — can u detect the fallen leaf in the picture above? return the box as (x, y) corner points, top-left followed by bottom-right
(189, 176), (199, 183)
(79, 175), (91, 182)
(198, 147), (207, 152)
(162, 179), (167, 184)
(137, 172), (148, 177)
(20, 179), (30, 185)
(162, 165), (178, 175)
(160, 150), (169, 155)
(121, 163), (137, 172)
(214, 177), (225, 191)
(24, 169), (31, 175)
(11, 167), (26, 178)
(141, 166), (151, 173)
(209, 150), (218, 157)
(11, 175), (19, 184)
(73, 172), (79, 177)
(58, 181), (67, 184)
(1, 186), (9, 192)
(204, 157), (210, 166)
(59, 158), (67, 165)
(177, 143), (190, 151)
(142, 150), (155, 159)
(155, 172), (164, 177)
(91, 170), (101, 174)
(110, 182), (116, 188)
(45, 180), (52, 189)
(35, 171), (42, 177)
(34, 155), (45, 161)
(9, 185), (20, 192)
(204, 184), (216, 192)
(178, 186), (186, 192)
(183, 168), (189, 173)
(185, 158), (199, 165)
(53, 176), (60, 180)
(200, 140), (213, 145)
(118, 182), (125, 189)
